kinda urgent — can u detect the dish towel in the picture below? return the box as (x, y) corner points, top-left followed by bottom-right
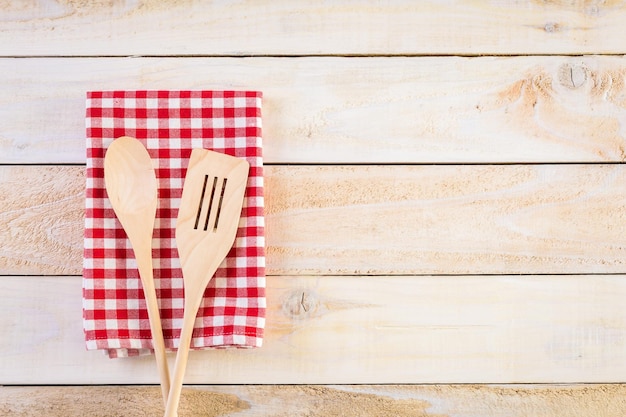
(83, 90), (266, 358)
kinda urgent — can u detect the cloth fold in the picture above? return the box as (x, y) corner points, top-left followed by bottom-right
(83, 90), (265, 358)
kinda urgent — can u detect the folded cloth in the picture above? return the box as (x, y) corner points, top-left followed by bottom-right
(83, 90), (265, 358)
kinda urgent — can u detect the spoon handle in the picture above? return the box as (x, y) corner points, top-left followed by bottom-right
(163, 295), (203, 417)
(135, 245), (171, 405)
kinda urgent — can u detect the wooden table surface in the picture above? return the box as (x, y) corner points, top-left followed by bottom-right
(1, 1), (626, 416)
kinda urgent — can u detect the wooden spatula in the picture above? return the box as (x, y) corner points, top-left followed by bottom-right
(164, 148), (249, 417)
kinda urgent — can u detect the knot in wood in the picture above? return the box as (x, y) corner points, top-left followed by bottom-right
(558, 63), (587, 89)
(544, 22), (561, 33)
(282, 290), (318, 319)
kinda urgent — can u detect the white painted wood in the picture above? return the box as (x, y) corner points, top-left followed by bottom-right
(1, 275), (625, 384)
(266, 164), (626, 275)
(1, 56), (626, 164)
(2, 164), (625, 276)
(1, 1), (626, 56)
(1, 0), (625, 410)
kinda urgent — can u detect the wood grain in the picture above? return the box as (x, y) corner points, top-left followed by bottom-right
(2, 275), (626, 384)
(0, 166), (84, 275)
(1, 56), (626, 164)
(1, 384), (625, 417)
(1, 1), (626, 56)
(2, 164), (625, 276)
(267, 164), (626, 275)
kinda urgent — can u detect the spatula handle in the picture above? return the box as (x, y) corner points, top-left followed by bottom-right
(163, 301), (199, 417)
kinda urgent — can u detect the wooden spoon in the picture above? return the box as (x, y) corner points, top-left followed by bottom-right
(104, 136), (171, 405)
(164, 148), (249, 417)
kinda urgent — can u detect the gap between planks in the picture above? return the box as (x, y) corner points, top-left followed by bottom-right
(5, 53), (626, 58)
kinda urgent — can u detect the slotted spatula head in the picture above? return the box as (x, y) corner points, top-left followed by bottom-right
(175, 148), (250, 308)
(166, 148), (250, 417)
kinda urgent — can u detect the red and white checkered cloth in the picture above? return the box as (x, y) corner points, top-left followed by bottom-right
(83, 90), (265, 358)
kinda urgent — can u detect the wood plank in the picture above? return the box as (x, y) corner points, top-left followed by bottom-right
(1, 56), (626, 164)
(2, 164), (626, 276)
(266, 164), (626, 275)
(2, 275), (626, 384)
(0, 166), (85, 275)
(1, 1), (626, 56)
(1, 384), (625, 417)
